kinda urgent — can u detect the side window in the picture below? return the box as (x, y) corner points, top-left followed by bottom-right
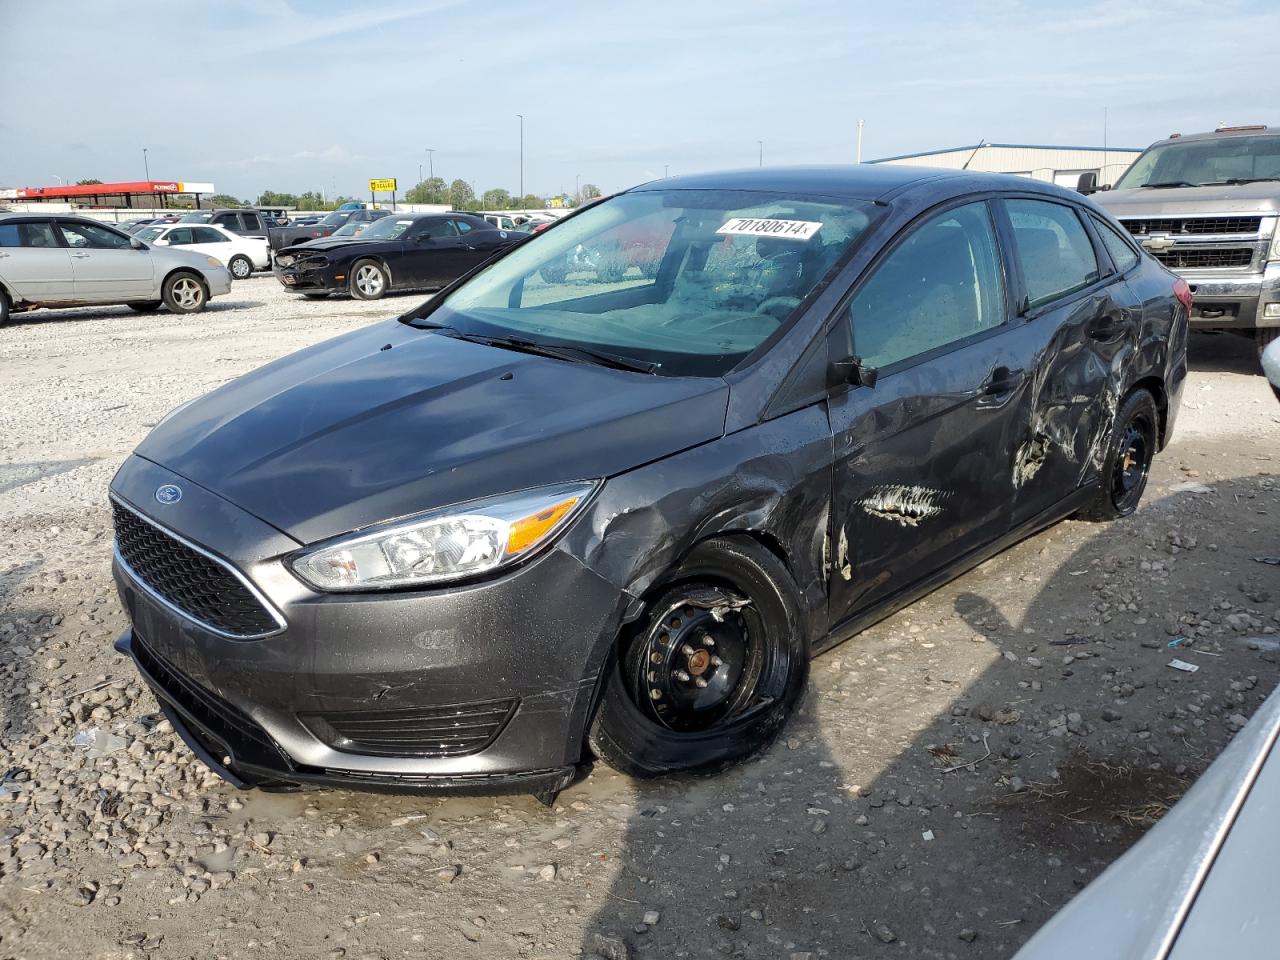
(848, 201), (1006, 369)
(452, 219), (474, 234)
(0, 224), (19, 247)
(57, 222), (131, 249)
(1006, 199), (1100, 308)
(191, 227), (225, 244)
(1090, 215), (1140, 273)
(166, 227), (196, 245)
(241, 214), (262, 231)
(416, 219), (457, 239)
(20, 223), (60, 248)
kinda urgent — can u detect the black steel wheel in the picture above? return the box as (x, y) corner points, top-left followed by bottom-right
(1077, 388), (1158, 521)
(589, 537), (808, 778)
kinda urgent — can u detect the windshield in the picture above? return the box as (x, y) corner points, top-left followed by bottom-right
(179, 212), (213, 223)
(319, 210), (353, 226)
(330, 222), (365, 237)
(358, 217), (416, 240)
(413, 189), (880, 377)
(136, 226), (164, 242)
(1115, 135), (1280, 189)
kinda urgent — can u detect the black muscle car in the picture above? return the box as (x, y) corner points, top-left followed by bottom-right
(273, 213), (519, 299)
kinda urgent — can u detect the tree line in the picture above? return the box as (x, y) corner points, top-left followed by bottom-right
(207, 179), (603, 212)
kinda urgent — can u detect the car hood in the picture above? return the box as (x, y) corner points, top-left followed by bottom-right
(286, 237), (384, 255)
(1094, 181), (1280, 217)
(133, 320), (730, 544)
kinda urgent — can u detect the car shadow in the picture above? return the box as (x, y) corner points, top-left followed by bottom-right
(3, 301), (263, 326)
(1187, 330), (1262, 375)
(576, 473), (1280, 959)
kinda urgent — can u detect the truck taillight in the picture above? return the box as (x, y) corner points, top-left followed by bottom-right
(1174, 278), (1193, 312)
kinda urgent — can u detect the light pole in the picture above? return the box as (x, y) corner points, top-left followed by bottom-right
(143, 147), (150, 181)
(575, 173), (580, 202)
(757, 140), (763, 167)
(856, 120), (864, 163)
(516, 114), (524, 197)
(53, 175), (64, 186)
(664, 164), (669, 178)
(425, 148), (435, 180)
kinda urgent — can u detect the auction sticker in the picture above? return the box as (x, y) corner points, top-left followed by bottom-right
(716, 218), (822, 240)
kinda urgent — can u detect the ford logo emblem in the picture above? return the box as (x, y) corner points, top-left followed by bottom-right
(155, 484), (183, 505)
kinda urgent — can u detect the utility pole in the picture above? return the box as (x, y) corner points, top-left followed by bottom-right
(857, 120), (864, 163)
(418, 163), (423, 184)
(516, 115), (524, 197)
(575, 173), (580, 202)
(143, 147), (150, 181)
(758, 140), (763, 167)
(425, 148), (435, 179)
(664, 164), (669, 178)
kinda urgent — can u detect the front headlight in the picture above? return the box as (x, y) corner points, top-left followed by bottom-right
(288, 481), (598, 592)
(206, 256), (223, 267)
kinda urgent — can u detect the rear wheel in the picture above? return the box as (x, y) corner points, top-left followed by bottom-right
(350, 259), (388, 300)
(162, 272), (207, 314)
(0, 288), (9, 326)
(1076, 388), (1158, 521)
(128, 301), (162, 313)
(228, 255), (253, 280)
(588, 537), (809, 778)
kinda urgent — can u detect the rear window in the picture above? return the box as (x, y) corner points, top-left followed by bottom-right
(1006, 199), (1100, 309)
(1091, 215), (1140, 273)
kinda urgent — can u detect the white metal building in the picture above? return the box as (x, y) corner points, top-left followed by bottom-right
(871, 143), (1143, 189)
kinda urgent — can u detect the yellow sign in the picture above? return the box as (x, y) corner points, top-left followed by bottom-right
(548, 197), (563, 208)
(368, 178), (397, 192)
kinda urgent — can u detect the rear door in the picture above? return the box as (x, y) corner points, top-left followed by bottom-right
(827, 199), (1028, 622)
(56, 220), (154, 301)
(999, 197), (1143, 527)
(187, 226), (236, 264)
(0, 219), (75, 302)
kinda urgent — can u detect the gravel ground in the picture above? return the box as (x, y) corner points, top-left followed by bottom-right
(2, 278), (1278, 960)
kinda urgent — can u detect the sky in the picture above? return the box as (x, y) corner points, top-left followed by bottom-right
(2, 0), (1278, 201)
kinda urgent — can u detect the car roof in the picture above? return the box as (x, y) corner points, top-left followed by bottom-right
(627, 164), (1051, 202)
(1145, 126), (1279, 148)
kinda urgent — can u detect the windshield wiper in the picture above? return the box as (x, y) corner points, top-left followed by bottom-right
(1140, 180), (1198, 189)
(1205, 177), (1280, 186)
(445, 332), (660, 374)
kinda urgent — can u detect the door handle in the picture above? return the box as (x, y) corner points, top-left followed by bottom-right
(70, 252), (91, 259)
(982, 366), (1024, 396)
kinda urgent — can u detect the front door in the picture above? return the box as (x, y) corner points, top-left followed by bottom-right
(56, 220), (153, 301)
(403, 218), (466, 288)
(0, 220), (75, 301)
(826, 199), (1028, 624)
(1000, 198), (1143, 527)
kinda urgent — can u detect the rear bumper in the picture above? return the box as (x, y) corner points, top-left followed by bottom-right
(1183, 262), (1280, 329)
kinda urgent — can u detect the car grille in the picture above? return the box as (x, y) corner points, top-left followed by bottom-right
(1122, 216), (1263, 236)
(112, 500), (281, 638)
(1150, 248), (1256, 270)
(301, 698), (519, 758)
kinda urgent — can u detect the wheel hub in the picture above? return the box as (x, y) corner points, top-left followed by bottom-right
(642, 600), (750, 732)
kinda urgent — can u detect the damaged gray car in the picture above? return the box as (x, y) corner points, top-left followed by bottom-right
(109, 165), (1188, 800)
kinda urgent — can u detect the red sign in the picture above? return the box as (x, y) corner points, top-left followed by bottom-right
(15, 180), (192, 199)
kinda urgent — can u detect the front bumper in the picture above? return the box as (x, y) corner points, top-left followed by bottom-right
(272, 262), (342, 292)
(205, 266), (233, 298)
(1182, 261), (1280, 329)
(109, 455), (627, 794)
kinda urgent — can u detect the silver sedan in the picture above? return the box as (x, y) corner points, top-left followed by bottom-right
(0, 213), (232, 324)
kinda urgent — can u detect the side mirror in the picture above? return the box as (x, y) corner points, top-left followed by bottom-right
(831, 355), (878, 390)
(130, 237), (146, 250)
(1076, 171), (1099, 195)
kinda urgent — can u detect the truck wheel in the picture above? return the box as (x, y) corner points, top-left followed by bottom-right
(162, 272), (208, 314)
(588, 537), (809, 778)
(228, 255), (253, 280)
(1075, 388), (1158, 522)
(1259, 328), (1279, 359)
(128, 301), (162, 313)
(350, 259), (388, 300)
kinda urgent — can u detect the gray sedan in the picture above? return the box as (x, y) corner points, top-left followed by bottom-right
(0, 213), (232, 324)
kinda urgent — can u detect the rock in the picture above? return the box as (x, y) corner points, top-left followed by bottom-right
(958, 928), (978, 942)
(642, 910), (661, 926)
(537, 864), (557, 882)
(1226, 713), (1248, 731)
(1008, 777), (1027, 794)
(1101, 708), (1122, 722)
(590, 932), (630, 960)
(873, 923), (897, 943)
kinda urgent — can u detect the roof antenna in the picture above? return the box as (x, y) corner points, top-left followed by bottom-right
(961, 139), (987, 170)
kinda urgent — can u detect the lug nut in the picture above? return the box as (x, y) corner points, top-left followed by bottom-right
(701, 634), (715, 648)
(681, 643), (696, 656)
(650, 689), (662, 700)
(694, 677), (708, 688)
(710, 656), (723, 667)
(673, 669), (691, 682)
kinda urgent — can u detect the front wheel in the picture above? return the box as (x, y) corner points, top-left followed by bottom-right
(0, 288), (10, 326)
(588, 537), (809, 778)
(1076, 388), (1158, 521)
(162, 272), (207, 314)
(349, 259), (388, 300)
(228, 255), (253, 280)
